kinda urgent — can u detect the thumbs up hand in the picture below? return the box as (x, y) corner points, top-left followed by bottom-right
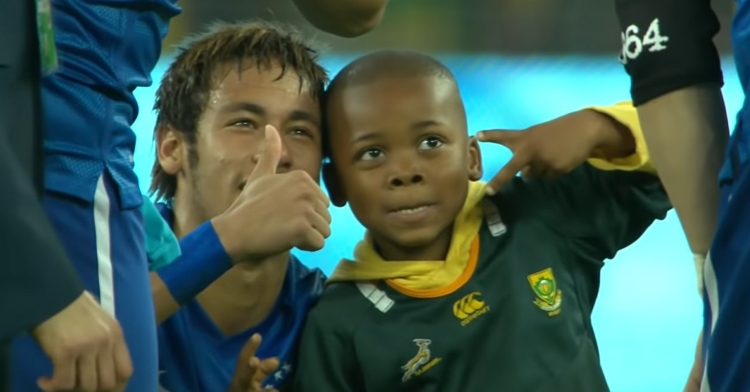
(246, 121), (284, 181)
(212, 125), (332, 263)
(478, 109), (635, 195)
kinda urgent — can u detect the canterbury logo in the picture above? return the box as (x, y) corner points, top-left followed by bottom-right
(453, 291), (490, 326)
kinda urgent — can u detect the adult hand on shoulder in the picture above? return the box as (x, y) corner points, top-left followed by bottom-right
(227, 334), (280, 392)
(31, 291), (132, 392)
(212, 125), (332, 262)
(477, 110), (611, 196)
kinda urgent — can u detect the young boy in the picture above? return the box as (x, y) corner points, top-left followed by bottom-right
(293, 50), (670, 391)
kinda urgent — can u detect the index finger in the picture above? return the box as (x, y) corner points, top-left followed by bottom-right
(477, 129), (522, 148)
(486, 153), (530, 196)
(229, 334), (262, 391)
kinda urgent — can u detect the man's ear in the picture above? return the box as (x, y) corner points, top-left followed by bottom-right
(156, 124), (187, 175)
(467, 136), (483, 181)
(322, 161), (347, 207)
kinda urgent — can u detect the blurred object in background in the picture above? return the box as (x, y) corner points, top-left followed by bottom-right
(165, 0), (734, 54)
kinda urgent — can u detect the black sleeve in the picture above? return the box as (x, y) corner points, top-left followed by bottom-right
(498, 164), (671, 263)
(614, 0), (723, 105)
(0, 137), (85, 342)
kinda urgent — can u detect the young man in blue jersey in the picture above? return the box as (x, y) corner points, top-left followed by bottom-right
(10, 1), (389, 391)
(613, 2), (749, 391)
(146, 22), (329, 392)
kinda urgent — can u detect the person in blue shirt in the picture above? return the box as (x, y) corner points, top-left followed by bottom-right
(10, 1), (389, 391)
(146, 21), (329, 392)
(614, 1), (750, 391)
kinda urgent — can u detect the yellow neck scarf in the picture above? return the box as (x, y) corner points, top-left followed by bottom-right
(328, 181), (487, 298)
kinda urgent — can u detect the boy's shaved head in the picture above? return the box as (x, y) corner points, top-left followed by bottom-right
(327, 49), (457, 95)
(323, 50), (462, 158)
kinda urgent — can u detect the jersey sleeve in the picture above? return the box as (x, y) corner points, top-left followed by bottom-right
(293, 295), (361, 392)
(498, 163), (670, 264)
(585, 101), (655, 174)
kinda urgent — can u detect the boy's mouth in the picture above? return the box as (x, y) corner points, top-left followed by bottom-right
(387, 203), (436, 223)
(391, 205), (431, 215)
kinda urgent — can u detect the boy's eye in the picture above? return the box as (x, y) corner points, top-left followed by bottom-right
(418, 136), (443, 150)
(359, 148), (384, 161)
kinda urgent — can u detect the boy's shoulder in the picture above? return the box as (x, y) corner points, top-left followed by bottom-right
(493, 162), (662, 206)
(306, 281), (383, 332)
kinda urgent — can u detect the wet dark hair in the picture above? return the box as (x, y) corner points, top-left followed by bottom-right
(151, 20), (329, 200)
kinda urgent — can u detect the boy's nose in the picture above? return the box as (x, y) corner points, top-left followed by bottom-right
(388, 172), (424, 188)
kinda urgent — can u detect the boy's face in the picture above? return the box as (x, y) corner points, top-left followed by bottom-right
(325, 76), (482, 258)
(161, 61), (323, 224)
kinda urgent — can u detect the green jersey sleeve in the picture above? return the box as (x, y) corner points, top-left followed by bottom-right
(293, 286), (363, 391)
(497, 163), (671, 263)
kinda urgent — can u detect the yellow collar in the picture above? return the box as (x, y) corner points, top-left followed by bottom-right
(328, 181), (487, 298)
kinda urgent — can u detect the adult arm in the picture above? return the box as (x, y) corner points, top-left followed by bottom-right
(613, 4), (725, 384)
(614, 0), (728, 258)
(0, 135), (132, 391)
(292, 0), (389, 37)
(0, 136), (84, 342)
(152, 221), (232, 324)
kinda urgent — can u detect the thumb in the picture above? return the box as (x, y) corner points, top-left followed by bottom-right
(477, 129), (522, 148)
(248, 125), (282, 181)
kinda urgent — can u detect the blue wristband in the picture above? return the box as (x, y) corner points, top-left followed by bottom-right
(157, 221), (233, 305)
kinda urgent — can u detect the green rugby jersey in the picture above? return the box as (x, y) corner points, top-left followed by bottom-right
(294, 163), (670, 392)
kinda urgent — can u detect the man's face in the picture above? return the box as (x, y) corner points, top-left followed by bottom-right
(179, 62), (322, 222)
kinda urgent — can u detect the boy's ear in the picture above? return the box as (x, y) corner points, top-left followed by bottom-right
(322, 161), (347, 207)
(157, 125), (187, 175)
(467, 136), (483, 181)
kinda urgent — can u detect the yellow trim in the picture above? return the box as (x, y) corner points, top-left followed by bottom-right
(586, 101), (656, 175)
(387, 236), (480, 299)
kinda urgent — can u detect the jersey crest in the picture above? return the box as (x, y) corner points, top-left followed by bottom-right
(527, 268), (562, 316)
(401, 339), (441, 382)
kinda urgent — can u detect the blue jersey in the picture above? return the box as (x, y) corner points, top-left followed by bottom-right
(721, 0), (750, 184)
(44, 0), (179, 208)
(155, 205), (326, 391)
(703, 2), (750, 390)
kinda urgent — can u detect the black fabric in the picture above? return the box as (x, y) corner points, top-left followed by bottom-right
(614, 0), (723, 105)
